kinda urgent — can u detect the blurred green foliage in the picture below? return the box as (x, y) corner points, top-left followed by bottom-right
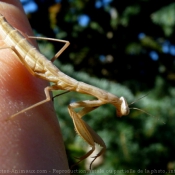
(23, 0), (175, 174)
(151, 3), (175, 36)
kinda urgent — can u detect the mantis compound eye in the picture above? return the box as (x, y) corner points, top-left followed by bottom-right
(116, 97), (130, 117)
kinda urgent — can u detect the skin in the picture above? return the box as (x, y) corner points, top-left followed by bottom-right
(0, 1), (70, 174)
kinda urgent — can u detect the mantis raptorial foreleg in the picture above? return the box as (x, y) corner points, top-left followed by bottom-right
(68, 104), (106, 169)
(68, 100), (106, 169)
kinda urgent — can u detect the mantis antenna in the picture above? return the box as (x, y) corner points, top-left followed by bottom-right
(129, 93), (165, 124)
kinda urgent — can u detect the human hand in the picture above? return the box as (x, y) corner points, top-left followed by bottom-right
(0, 1), (69, 174)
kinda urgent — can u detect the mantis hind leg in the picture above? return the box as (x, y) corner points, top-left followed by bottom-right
(26, 35), (70, 62)
(11, 29), (70, 63)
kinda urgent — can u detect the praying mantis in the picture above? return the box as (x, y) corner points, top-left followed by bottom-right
(0, 13), (151, 169)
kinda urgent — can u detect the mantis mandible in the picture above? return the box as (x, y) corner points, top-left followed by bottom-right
(0, 13), (147, 169)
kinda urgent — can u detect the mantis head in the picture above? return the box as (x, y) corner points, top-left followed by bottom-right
(113, 94), (164, 123)
(114, 97), (130, 117)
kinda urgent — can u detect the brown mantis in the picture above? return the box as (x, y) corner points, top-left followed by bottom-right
(0, 13), (152, 169)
